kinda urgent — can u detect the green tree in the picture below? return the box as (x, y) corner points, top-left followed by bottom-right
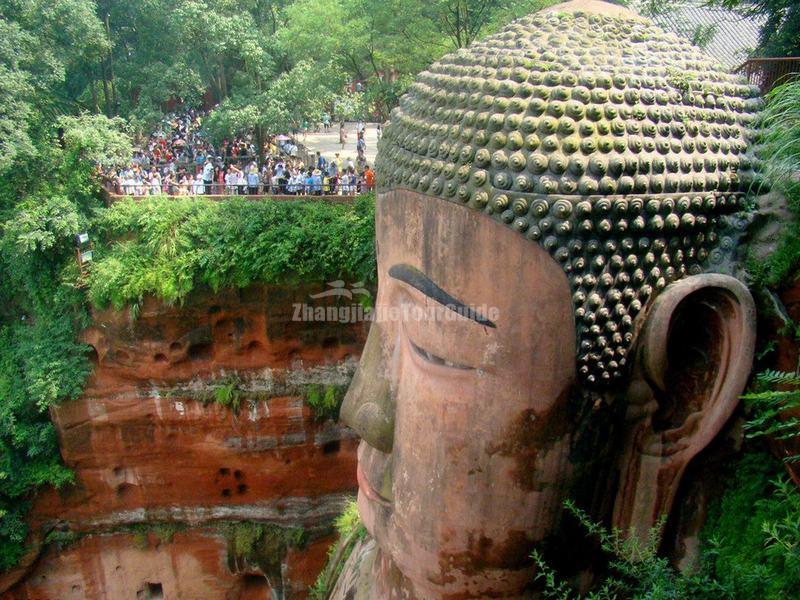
(707, 1), (800, 57)
(205, 60), (346, 158)
(0, 0), (109, 169)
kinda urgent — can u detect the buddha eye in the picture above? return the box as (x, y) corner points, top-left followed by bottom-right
(408, 337), (472, 371)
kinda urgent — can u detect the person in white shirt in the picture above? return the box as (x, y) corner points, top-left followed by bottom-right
(149, 171), (161, 196)
(225, 169), (237, 195)
(192, 173), (205, 195)
(202, 159), (214, 194)
(123, 176), (136, 196)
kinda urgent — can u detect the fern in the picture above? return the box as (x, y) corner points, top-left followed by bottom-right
(755, 370), (800, 387)
(742, 370), (800, 463)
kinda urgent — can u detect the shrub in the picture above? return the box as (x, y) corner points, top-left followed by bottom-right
(702, 452), (800, 598)
(748, 80), (800, 289)
(88, 194), (377, 309)
(310, 499), (366, 599)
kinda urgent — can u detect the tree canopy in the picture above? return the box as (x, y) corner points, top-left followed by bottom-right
(709, 0), (800, 57)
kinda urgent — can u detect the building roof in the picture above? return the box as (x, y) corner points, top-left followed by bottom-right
(627, 0), (763, 70)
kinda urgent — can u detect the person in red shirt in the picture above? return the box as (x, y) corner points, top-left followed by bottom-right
(363, 165), (375, 191)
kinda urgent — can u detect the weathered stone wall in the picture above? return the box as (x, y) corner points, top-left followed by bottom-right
(3, 284), (367, 599)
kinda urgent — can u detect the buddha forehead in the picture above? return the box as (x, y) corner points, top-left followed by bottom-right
(374, 1), (762, 388)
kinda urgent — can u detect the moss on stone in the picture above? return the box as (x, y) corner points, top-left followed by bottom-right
(305, 384), (349, 421)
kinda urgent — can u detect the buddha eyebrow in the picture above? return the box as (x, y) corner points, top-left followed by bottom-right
(388, 264), (496, 328)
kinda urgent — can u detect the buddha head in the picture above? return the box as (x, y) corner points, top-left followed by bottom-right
(340, 1), (760, 597)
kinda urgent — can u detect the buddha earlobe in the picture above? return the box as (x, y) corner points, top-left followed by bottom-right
(612, 274), (756, 544)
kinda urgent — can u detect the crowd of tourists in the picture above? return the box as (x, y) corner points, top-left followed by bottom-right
(104, 110), (375, 196)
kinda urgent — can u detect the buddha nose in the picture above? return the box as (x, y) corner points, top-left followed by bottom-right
(340, 324), (395, 453)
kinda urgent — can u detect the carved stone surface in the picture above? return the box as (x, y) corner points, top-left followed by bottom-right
(376, 0), (762, 387)
(336, 2), (761, 599)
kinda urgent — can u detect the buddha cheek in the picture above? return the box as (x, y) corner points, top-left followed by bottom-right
(387, 375), (560, 548)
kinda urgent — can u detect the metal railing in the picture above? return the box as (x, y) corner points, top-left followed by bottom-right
(735, 57), (800, 94)
(105, 181), (372, 199)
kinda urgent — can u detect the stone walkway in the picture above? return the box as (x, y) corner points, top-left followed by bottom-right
(299, 122), (380, 166)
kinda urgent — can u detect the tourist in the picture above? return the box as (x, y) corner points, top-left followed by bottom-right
(192, 173), (205, 195)
(247, 163), (260, 194)
(357, 135), (366, 162)
(363, 164), (375, 191)
(105, 108), (375, 199)
(149, 170), (161, 196)
(202, 159), (214, 195)
(235, 167), (247, 195)
(225, 168), (237, 195)
(304, 169), (314, 195)
(312, 169), (323, 195)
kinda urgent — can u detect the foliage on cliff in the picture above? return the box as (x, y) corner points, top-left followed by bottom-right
(305, 384), (349, 421)
(533, 501), (732, 600)
(225, 522), (306, 583)
(701, 452), (800, 598)
(748, 80), (800, 290)
(310, 500), (366, 599)
(88, 194), (376, 309)
(533, 459), (800, 599)
(0, 115), (131, 570)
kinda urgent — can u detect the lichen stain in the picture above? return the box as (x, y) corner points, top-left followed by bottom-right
(485, 385), (573, 490)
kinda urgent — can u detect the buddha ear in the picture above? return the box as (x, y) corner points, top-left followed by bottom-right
(612, 274), (756, 541)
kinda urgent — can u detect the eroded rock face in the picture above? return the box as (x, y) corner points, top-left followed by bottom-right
(4, 530), (335, 599)
(5, 284), (367, 599)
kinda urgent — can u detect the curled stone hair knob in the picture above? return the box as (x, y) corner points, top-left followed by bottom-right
(494, 194), (510, 211)
(576, 201), (592, 218)
(578, 177), (599, 195)
(597, 219), (613, 235)
(472, 191), (489, 208)
(528, 153), (549, 174)
(512, 198), (529, 215)
(552, 199), (573, 219)
(494, 172), (512, 189)
(509, 152), (527, 171)
(515, 174), (533, 192)
(589, 156), (607, 176)
(531, 199), (550, 217)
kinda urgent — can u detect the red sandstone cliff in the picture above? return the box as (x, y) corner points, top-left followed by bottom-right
(3, 284), (366, 599)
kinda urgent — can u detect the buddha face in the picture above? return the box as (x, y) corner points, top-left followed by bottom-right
(337, 2), (762, 595)
(341, 189), (578, 597)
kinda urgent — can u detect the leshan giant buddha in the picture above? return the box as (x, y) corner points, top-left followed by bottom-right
(334, 1), (760, 597)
